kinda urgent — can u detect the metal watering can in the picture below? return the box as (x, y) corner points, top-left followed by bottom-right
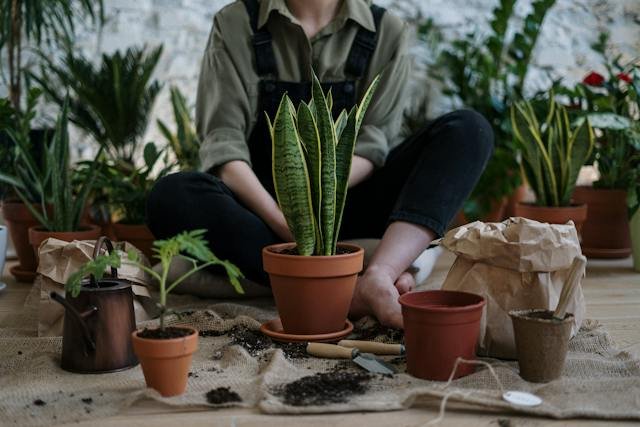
(51, 237), (138, 373)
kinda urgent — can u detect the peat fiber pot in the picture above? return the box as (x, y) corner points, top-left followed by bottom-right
(573, 186), (631, 258)
(514, 202), (587, 233)
(631, 211), (640, 272)
(509, 309), (573, 383)
(262, 242), (364, 335)
(399, 290), (486, 381)
(112, 223), (155, 261)
(28, 224), (101, 260)
(1, 201), (44, 282)
(131, 327), (198, 397)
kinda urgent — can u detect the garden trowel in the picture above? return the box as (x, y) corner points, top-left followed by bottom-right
(306, 342), (396, 375)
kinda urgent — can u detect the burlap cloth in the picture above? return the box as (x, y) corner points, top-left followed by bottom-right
(1, 281), (639, 426)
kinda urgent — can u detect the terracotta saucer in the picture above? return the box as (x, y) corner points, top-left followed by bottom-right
(260, 318), (354, 343)
(10, 265), (37, 283)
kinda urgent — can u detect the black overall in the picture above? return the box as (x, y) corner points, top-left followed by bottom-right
(146, 1), (494, 284)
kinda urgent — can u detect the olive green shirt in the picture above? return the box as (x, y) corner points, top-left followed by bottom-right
(196, 0), (411, 172)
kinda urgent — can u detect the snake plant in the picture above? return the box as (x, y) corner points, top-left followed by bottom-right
(511, 94), (595, 207)
(267, 73), (379, 256)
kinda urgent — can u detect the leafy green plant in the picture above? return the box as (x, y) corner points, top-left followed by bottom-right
(424, 0), (556, 219)
(266, 73), (379, 256)
(157, 86), (201, 171)
(0, 0), (103, 110)
(66, 230), (244, 329)
(511, 94), (595, 207)
(33, 45), (163, 165)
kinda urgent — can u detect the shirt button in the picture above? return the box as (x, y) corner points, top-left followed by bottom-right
(344, 83), (354, 93)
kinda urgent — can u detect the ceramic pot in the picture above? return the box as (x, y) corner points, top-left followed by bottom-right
(262, 243), (364, 335)
(514, 202), (587, 233)
(112, 223), (155, 261)
(573, 187), (631, 258)
(28, 225), (102, 260)
(131, 327), (198, 397)
(399, 290), (486, 381)
(509, 309), (573, 383)
(631, 211), (640, 273)
(1, 201), (44, 282)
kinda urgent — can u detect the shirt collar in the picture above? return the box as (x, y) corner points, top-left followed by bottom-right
(257, 0), (376, 33)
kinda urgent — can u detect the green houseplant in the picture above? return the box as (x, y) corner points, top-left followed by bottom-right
(261, 73), (378, 336)
(157, 86), (201, 171)
(67, 229), (243, 396)
(511, 93), (595, 230)
(424, 0), (556, 221)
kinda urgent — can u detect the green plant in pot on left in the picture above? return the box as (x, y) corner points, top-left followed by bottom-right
(512, 92), (595, 231)
(262, 72), (379, 336)
(67, 229), (244, 396)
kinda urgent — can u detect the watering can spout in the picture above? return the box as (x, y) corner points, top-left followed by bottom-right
(50, 292), (97, 352)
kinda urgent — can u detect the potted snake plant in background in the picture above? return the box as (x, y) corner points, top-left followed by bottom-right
(566, 33), (640, 258)
(67, 229), (243, 396)
(512, 92), (595, 231)
(262, 73), (379, 335)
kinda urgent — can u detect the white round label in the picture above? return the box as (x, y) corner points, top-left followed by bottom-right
(502, 391), (543, 407)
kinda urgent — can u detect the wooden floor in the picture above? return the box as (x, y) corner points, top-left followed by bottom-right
(1, 252), (639, 427)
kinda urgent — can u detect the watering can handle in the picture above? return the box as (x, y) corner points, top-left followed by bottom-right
(90, 236), (119, 287)
(50, 292), (97, 352)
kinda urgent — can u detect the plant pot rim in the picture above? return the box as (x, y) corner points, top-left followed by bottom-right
(132, 326), (198, 342)
(29, 224), (101, 234)
(509, 309), (574, 324)
(263, 242), (364, 260)
(575, 185), (627, 194)
(516, 202), (586, 210)
(399, 290), (486, 313)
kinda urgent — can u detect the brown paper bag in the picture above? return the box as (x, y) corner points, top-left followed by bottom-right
(440, 217), (586, 359)
(35, 238), (154, 337)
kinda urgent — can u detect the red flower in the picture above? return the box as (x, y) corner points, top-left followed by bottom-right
(617, 72), (633, 83)
(583, 71), (605, 86)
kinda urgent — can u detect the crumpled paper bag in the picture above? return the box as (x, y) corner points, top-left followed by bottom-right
(440, 217), (586, 359)
(36, 238), (154, 337)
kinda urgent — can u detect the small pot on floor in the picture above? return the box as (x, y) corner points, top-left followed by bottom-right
(631, 211), (640, 273)
(1, 201), (45, 282)
(399, 290), (486, 381)
(509, 309), (573, 383)
(514, 203), (587, 233)
(112, 223), (155, 261)
(28, 224), (102, 261)
(262, 242), (364, 335)
(131, 326), (198, 397)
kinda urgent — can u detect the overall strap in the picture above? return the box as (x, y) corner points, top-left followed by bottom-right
(345, 4), (386, 78)
(242, 0), (277, 77)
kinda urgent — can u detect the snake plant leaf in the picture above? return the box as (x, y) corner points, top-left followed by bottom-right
(334, 110), (348, 142)
(356, 75), (381, 130)
(326, 89), (333, 114)
(271, 94), (316, 255)
(297, 101), (324, 253)
(511, 103), (547, 205)
(562, 118), (594, 204)
(332, 107), (358, 252)
(311, 72), (337, 255)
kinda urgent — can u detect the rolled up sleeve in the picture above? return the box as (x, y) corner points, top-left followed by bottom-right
(196, 15), (253, 173)
(355, 22), (411, 168)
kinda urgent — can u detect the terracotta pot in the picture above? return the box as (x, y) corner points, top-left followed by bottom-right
(514, 202), (587, 233)
(631, 211), (640, 273)
(262, 243), (364, 335)
(509, 309), (573, 383)
(28, 225), (102, 259)
(1, 201), (43, 282)
(131, 327), (198, 397)
(112, 223), (155, 261)
(399, 290), (486, 381)
(572, 187), (631, 258)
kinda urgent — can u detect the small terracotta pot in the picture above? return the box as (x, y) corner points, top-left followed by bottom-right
(112, 223), (155, 261)
(572, 186), (631, 258)
(1, 201), (44, 282)
(399, 290), (486, 381)
(509, 309), (573, 383)
(514, 202), (587, 233)
(262, 243), (364, 335)
(131, 327), (198, 397)
(28, 224), (102, 260)
(631, 211), (640, 273)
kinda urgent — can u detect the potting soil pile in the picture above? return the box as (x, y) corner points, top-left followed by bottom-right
(1, 284), (640, 426)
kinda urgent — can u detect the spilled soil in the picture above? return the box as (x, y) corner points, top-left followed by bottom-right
(274, 371), (372, 406)
(350, 324), (403, 343)
(137, 327), (193, 339)
(205, 387), (242, 405)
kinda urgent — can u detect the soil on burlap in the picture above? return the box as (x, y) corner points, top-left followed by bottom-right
(274, 371), (372, 406)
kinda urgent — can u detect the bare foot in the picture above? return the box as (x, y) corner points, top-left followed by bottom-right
(395, 271), (415, 295)
(349, 265), (403, 328)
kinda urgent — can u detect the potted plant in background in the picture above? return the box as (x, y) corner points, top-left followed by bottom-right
(67, 229), (244, 396)
(630, 174), (640, 272)
(261, 73), (378, 337)
(512, 93), (595, 230)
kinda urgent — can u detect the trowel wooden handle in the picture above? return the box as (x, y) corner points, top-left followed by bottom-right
(553, 255), (587, 320)
(337, 340), (404, 355)
(306, 343), (354, 359)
